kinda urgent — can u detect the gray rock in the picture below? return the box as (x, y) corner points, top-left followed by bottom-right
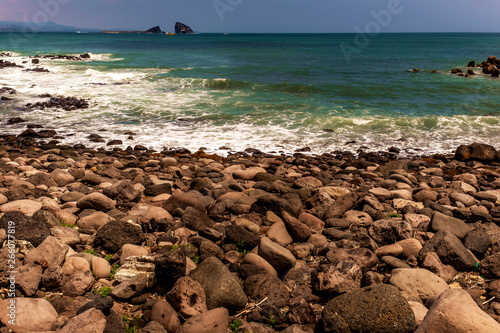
(320, 284), (416, 333)
(111, 273), (148, 300)
(190, 256), (247, 313)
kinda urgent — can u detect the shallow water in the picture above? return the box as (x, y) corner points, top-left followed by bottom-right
(1, 32), (500, 156)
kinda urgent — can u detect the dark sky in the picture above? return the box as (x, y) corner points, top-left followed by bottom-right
(1, 0), (499, 33)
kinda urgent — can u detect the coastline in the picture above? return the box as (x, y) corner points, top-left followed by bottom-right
(1, 48), (500, 331)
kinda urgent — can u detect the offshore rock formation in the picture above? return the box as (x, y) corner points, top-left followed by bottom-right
(146, 26), (162, 34)
(175, 22), (194, 34)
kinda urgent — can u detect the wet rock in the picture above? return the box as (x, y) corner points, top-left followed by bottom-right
(320, 284), (416, 333)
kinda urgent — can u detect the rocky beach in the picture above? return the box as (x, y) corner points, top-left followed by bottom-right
(0, 118), (500, 332)
(1, 49), (500, 332)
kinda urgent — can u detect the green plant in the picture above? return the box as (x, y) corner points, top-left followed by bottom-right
(236, 240), (249, 254)
(268, 316), (276, 328)
(192, 255), (200, 264)
(105, 254), (113, 261)
(170, 244), (179, 252)
(126, 327), (138, 333)
(387, 213), (400, 218)
(84, 249), (97, 255)
(100, 286), (112, 297)
(109, 264), (120, 279)
(229, 318), (242, 333)
(61, 222), (77, 228)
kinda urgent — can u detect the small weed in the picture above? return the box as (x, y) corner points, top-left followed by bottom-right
(109, 264), (120, 279)
(100, 286), (112, 297)
(192, 255), (200, 264)
(229, 318), (242, 333)
(387, 213), (400, 218)
(268, 316), (276, 328)
(126, 327), (138, 333)
(105, 254), (113, 261)
(170, 244), (179, 252)
(61, 222), (77, 228)
(236, 239), (249, 254)
(84, 249), (97, 255)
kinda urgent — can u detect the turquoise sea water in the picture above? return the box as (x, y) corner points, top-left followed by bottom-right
(0, 32), (500, 155)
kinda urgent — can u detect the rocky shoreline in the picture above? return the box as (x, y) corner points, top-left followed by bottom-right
(0, 133), (499, 332)
(2, 52), (500, 332)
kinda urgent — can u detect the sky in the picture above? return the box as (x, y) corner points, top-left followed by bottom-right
(0, 0), (499, 33)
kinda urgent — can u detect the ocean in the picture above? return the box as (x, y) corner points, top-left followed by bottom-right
(1, 32), (500, 156)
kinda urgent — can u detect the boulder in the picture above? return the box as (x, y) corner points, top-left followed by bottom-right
(166, 276), (207, 318)
(258, 237), (296, 274)
(320, 284), (416, 333)
(61, 256), (93, 296)
(0, 298), (58, 332)
(76, 192), (115, 211)
(419, 230), (477, 271)
(103, 179), (141, 202)
(325, 192), (357, 219)
(150, 300), (181, 333)
(177, 308), (229, 333)
(416, 289), (500, 333)
(0, 199), (42, 216)
(24, 235), (68, 267)
(190, 256), (247, 313)
(94, 220), (146, 252)
(430, 211), (472, 239)
(0, 211), (51, 247)
(56, 308), (107, 333)
(244, 274), (290, 307)
(389, 268), (449, 300)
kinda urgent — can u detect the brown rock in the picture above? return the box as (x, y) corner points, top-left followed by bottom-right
(416, 288), (500, 333)
(244, 274), (290, 307)
(76, 192), (115, 211)
(55, 308), (107, 333)
(166, 277), (207, 318)
(150, 300), (181, 333)
(177, 308), (229, 333)
(0, 298), (58, 332)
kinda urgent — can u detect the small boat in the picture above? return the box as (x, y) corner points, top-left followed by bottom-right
(165, 32), (175, 36)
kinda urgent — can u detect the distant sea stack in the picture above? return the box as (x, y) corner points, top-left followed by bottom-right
(175, 22), (194, 34)
(146, 26), (162, 33)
